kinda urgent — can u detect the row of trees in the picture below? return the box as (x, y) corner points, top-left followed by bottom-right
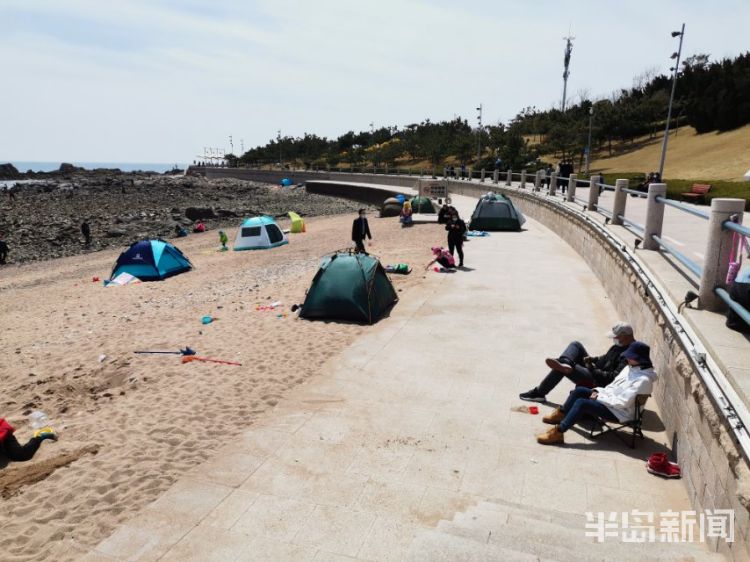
(236, 51), (749, 172)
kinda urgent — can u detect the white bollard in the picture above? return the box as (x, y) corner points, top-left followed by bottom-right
(549, 172), (557, 196)
(520, 170), (527, 189)
(642, 183), (667, 250)
(699, 198), (747, 310)
(492, 169), (499, 184)
(506, 169), (512, 186)
(588, 175), (601, 211)
(566, 173), (578, 202)
(534, 171), (541, 191)
(611, 179), (628, 225)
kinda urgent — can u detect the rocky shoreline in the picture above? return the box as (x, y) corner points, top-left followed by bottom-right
(0, 166), (366, 264)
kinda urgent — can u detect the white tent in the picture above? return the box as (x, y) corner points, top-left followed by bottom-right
(743, 170), (750, 182)
(233, 216), (289, 251)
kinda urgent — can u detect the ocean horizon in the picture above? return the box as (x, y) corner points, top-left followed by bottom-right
(4, 161), (188, 174)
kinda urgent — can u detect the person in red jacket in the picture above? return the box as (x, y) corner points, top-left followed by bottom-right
(0, 418), (57, 462)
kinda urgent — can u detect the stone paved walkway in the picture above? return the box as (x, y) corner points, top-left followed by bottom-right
(87, 194), (712, 561)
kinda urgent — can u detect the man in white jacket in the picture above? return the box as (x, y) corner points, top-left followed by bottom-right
(537, 342), (656, 445)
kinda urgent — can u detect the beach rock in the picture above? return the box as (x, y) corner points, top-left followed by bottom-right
(59, 163), (83, 175)
(216, 209), (237, 218)
(106, 228), (127, 237)
(0, 163), (21, 180)
(185, 207), (217, 220)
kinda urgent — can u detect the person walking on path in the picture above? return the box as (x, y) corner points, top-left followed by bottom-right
(0, 232), (8, 264)
(445, 211), (467, 267)
(351, 208), (372, 254)
(219, 230), (229, 251)
(0, 417), (57, 462)
(519, 322), (634, 403)
(81, 220), (91, 246)
(460, 163), (467, 180)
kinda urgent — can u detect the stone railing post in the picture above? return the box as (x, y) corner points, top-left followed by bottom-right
(611, 179), (629, 225)
(566, 173), (578, 202)
(587, 175), (601, 211)
(443, 167), (448, 178)
(506, 169), (512, 186)
(480, 169), (486, 183)
(384, 164), (389, 175)
(699, 198), (747, 310)
(492, 169), (499, 184)
(534, 171), (541, 191)
(431, 167), (436, 179)
(520, 169), (527, 189)
(549, 172), (557, 196)
(642, 183), (667, 250)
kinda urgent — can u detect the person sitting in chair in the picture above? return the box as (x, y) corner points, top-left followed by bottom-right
(519, 322), (634, 403)
(536, 342), (655, 445)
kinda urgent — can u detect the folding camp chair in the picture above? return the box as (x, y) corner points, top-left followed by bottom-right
(589, 394), (650, 449)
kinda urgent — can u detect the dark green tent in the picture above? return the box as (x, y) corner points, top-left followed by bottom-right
(410, 196), (436, 213)
(300, 252), (398, 324)
(469, 193), (527, 231)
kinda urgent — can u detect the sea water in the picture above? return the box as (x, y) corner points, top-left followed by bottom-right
(6, 161), (187, 174)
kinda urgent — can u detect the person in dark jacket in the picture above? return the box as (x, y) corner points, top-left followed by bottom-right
(81, 220), (92, 246)
(519, 322), (635, 402)
(0, 232), (8, 264)
(445, 211), (467, 267)
(351, 209), (372, 254)
(0, 418), (57, 462)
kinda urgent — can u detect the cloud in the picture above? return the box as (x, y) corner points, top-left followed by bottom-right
(1, 0), (749, 161)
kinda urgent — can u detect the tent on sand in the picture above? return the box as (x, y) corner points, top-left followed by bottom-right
(234, 216), (288, 250)
(300, 252), (398, 324)
(110, 239), (192, 281)
(469, 192), (526, 231)
(410, 196), (436, 214)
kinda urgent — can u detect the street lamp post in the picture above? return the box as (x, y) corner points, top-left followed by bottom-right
(658, 23), (685, 179)
(476, 104), (483, 164)
(585, 107), (594, 175)
(277, 130), (282, 169)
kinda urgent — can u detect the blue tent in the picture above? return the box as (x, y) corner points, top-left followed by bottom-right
(110, 240), (192, 281)
(280, 178), (294, 186)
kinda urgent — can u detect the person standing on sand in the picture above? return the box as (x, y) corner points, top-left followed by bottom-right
(351, 209), (372, 254)
(81, 220), (91, 246)
(219, 230), (229, 251)
(0, 232), (8, 264)
(445, 211), (467, 267)
(0, 417), (57, 462)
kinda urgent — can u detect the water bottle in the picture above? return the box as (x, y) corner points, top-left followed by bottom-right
(29, 410), (50, 430)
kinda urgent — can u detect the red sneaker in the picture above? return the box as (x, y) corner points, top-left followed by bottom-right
(646, 453), (681, 478)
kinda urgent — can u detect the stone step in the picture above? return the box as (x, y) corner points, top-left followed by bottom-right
(406, 530), (551, 562)
(440, 501), (724, 562)
(438, 518), (602, 562)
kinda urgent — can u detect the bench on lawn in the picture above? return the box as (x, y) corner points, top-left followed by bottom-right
(681, 183), (712, 203)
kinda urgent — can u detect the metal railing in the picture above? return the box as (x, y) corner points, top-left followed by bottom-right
(651, 235), (704, 277)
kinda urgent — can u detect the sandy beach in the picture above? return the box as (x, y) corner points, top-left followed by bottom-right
(0, 211), (443, 561)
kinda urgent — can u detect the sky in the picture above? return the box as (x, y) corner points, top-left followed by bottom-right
(1, 0), (748, 163)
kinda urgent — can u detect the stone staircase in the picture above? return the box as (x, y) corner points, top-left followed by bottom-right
(407, 498), (726, 562)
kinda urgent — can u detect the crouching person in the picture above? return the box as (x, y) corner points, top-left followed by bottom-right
(536, 342), (655, 445)
(0, 417), (57, 462)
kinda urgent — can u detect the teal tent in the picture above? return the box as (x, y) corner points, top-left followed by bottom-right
(469, 193), (526, 231)
(300, 252), (398, 324)
(110, 239), (192, 281)
(410, 196), (436, 213)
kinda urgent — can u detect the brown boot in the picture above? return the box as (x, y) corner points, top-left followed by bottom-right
(537, 426), (565, 445)
(543, 407), (565, 425)
(545, 358), (573, 376)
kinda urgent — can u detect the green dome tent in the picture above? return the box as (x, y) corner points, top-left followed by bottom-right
(300, 252), (398, 324)
(469, 193), (526, 231)
(410, 196), (436, 214)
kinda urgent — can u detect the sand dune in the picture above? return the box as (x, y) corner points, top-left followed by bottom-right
(0, 212), (445, 561)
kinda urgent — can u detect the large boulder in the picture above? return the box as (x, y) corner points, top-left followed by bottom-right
(59, 163), (83, 174)
(0, 163), (21, 180)
(185, 206), (217, 220)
